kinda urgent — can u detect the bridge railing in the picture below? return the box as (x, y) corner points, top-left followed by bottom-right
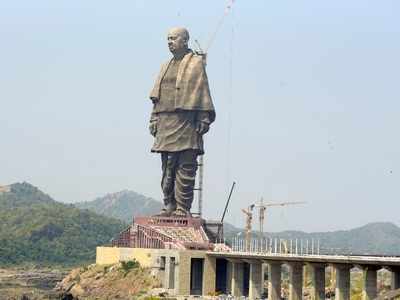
(216, 237), (322, 255)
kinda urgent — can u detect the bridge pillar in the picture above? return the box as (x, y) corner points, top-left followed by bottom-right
(333, 264), (351, 300)
(267, 261), (282, 300)
(226, 260), (232, 293)
(390, 267), (400, 290)
(231, 261), (244, 297)
(164, 256), (171, 289)
(308, 263), (326, 300)
(249, 261), (263, 300)
(202, 255), (216, 296)
(287, 262), (303, 300)
(361, 266), (378, 300)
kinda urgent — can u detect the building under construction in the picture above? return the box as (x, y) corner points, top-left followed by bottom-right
(111, 215), (226, 251)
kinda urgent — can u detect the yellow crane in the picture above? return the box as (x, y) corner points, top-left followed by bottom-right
(241, 199), (306, 252)
(241, 204), (255, 251)
(256, 198), (307, 240)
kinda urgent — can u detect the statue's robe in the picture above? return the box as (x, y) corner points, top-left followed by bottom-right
(149, 50), (215, 155)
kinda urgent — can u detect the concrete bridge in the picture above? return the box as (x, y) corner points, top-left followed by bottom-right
(103, 217), (400, 299)
(208, 250), (400, 300)
(97, 246), (400, 299)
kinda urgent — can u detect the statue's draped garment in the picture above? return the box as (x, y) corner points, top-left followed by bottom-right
(150, 50), (215, 154)
(149, 50), (215, 213)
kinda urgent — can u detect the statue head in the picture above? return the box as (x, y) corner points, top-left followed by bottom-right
(167, 27), (189, 56)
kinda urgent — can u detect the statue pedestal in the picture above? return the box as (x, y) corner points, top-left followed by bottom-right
(111, 215), (226, 250)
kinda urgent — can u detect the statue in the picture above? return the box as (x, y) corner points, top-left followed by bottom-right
(149, 27), (216, 217)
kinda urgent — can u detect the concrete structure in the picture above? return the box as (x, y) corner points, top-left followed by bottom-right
(230, 261), (244, 297)
(111, 216), (224, 250)
(361, 265), (378, 300)
(308, 263), (325, 300)
(288, 262), (303, 300)
(97, 247), (216, 296)
(267, 261), (281, 300)
(97, 245), (400, 299)
(249, 261), (263, 299)
(390, 266), (400, 290)
(334, 264), (351, 300)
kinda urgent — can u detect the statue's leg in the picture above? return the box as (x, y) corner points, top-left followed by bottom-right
(160, 152), (178, 214)
(174, 150), (198, 216)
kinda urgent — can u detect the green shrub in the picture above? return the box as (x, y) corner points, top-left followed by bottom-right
(121, 259), (140, 273)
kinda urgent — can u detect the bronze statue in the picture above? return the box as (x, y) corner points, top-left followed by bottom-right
(149, 27), (215, 217)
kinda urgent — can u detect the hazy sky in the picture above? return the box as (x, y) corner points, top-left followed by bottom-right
(1, 1), (399, 232)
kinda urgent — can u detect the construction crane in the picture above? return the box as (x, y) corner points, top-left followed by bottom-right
(256, 198), (307, 240)
(241, 204), (255, 252)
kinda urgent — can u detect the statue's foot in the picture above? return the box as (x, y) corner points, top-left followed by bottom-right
(156, 202), (177, 217)
(166, 202), (176, 213)
(156, 208), (171, 217)
(172, 208), (191, 218)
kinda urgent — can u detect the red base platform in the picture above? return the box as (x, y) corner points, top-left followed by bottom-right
(111, 215), (226, 250)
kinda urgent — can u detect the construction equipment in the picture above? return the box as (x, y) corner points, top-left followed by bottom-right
(256, 198), (306, 239)
(241, 204), (255, 251)
(220, 181), (236, 224)
(217, 181), (236, 238)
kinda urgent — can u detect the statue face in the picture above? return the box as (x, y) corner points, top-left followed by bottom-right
(167, 29), (187, 54)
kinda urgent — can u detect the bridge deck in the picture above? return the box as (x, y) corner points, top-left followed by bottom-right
(207, 251), (400, 267)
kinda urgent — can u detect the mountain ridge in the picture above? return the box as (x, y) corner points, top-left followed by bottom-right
(76, 189), (400, 255)
(75, 190), (163, 223)
(0, 182), (125, 266)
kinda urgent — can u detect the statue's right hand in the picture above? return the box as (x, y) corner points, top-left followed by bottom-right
(149, 122), (157, 137)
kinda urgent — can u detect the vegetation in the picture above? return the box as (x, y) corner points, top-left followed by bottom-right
(57, 262), (161, 299)
(0, 182), (126, 266)
(75, 190), (162, 223)
(121, 259), (140, 273)
(73, 185), (400, 255)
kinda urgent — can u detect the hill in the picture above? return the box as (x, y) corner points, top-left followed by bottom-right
(75, 190), (163, 223)
(225, 222), (400, 255)
(0, 182), (125, 266)
(315, 222), (400, 255)
(74, 189), (400, 255)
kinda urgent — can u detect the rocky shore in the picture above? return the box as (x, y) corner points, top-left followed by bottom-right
(0, 268), (68, 300)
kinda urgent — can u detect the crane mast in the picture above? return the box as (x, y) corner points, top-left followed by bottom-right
(256, 199), (307, 239)
(241, 204), (255, 252)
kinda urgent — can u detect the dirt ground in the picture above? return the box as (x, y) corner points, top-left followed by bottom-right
(0, 267), (68, 300)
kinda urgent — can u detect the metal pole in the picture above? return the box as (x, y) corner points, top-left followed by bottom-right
(197, 155), (204, 217)
(311, 238), (314, 255)
(220, 181), (236, 223)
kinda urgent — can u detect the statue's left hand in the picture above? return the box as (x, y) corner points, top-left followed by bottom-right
(195, 121), (209, 135)
(149, 121), (157, 137)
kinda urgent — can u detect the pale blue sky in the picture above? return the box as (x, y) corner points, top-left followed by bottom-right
(1, 1), (399, 232)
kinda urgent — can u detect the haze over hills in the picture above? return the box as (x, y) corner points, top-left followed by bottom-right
(224, 222), (400, 256)
(75, 190), (400, 255)
(0, 182), (125, 266)
(75, 190), (163, 223)
(1, 182), (399, 268)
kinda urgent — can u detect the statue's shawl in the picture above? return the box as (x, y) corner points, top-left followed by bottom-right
(150, 51), (216, 123)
